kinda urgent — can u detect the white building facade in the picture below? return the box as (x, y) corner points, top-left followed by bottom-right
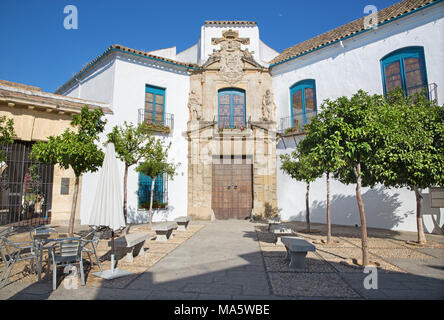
(271, 0), (444, 233)
(55, 0), (444, 233)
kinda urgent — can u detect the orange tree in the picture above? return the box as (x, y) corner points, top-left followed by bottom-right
(320, 91), (386, 266)
(136, 138), (178, 225)
(280, 151), (322, 233)
(367, 88), (444, 244)
(107, 122), (154, 225)
(297, 106), (344, 244)
(31, 106), (106, 235)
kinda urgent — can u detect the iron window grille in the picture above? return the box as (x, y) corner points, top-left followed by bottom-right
(0, 141), (54, 227)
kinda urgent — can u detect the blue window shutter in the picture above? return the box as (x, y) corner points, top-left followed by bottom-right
(145, 85), (166, 124)
(138, 173), (164, 206)
(218, 88), (246, 129)
(380, 46), (428, 97)
(289, 79), (317, 128)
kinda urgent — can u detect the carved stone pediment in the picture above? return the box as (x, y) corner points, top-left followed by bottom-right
(203, 29), (262, 85)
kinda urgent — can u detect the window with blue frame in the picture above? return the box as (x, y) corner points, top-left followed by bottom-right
(290, 80), (317, 130)
(145, 85), (165, 125)
(138, 173), (167, 209)
(218, 88), (246, 129)
(380, 47), (428, 97)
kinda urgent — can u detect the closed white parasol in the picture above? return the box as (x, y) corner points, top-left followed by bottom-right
(89, 142), (125, 230)
(89, 142), (132, 279)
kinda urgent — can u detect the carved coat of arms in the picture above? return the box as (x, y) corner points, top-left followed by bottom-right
(210, 30), (251, 85)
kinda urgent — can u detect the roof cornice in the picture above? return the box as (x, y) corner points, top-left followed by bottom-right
(55, 45), (199, 95)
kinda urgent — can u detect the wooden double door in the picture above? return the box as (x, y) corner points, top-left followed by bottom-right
(212, 163), (253, 220)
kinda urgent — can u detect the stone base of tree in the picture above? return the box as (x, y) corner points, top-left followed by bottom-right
(340, 258), (380, 268)
(313, 239), (340, 245)
(300, 229), (320, 234)
(405, 240), (427, 246)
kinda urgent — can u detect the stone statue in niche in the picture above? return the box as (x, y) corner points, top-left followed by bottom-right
(262, 89), (276, 122)
(188, 90), (202, 120)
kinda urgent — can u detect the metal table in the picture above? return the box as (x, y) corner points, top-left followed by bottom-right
(33, 234), (82, 281)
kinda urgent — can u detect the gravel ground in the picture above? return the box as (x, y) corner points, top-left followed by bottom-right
(310, 237), (357, 248)
(268, 272), (360, 298)
(400, 240), (444, 249)
(340, 237), (409, 249)
(316, 247), (405, 273)
(264, 252), (336, 273)
(369, 248), (435, 260)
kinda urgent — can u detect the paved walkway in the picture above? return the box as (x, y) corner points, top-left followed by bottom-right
(2, 220), (277, 300)
(1, 220), (443, 299)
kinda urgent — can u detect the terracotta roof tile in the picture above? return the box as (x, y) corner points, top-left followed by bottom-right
(55, 44), (199, 95)
(204, 21), (257, 25)
(0, 80), (42, 92)
(270, 0), (440, 65)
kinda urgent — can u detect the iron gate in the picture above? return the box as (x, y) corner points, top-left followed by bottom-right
(0, 141), (54, 226)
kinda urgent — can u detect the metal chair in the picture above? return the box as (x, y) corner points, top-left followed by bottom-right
(50, 239), (85, 290)
(30, 225), (60, 280)
(80, 229), (103, 272)
(0, 234), (39, 288)
(30, 225), (59, 241)
(0, 227), (13, 285)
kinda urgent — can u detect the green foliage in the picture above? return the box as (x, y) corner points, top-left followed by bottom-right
(314, 90), (386, 184)
(0, 116), (16, 162)
(368, 88), (444, 189)
(107, 122), (154, 167)
(280, 150), (322, 183)
(139, 201), (168, 209)
(136, 138), (178, 180)
(31, 106), (106, 177)
(298, 105), (345, 176)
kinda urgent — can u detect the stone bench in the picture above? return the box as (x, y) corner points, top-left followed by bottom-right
(174, 216), (191, 231)
(270, 224), (293, 245)
(281, 236), (316, 270)
(111, 232), (150, 263)
(267, 218), (281, 231)
(152, 222), (178, 242)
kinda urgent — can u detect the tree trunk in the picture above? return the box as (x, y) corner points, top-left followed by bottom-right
(326, 172), (331, 244)
(353, 163), (369, 266)
(123, 165), (129, 235)
(414, 186), (427, 244)
(306, 182), (310, 233)
(68, 176), (80, 236)
(148, 176), (157, 225)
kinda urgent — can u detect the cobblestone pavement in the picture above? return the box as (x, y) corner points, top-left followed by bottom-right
(1, 220), (443, 300)
(258, 221), (444, 299)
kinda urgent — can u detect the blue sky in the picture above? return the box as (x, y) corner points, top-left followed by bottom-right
(0, 0), (398, 93)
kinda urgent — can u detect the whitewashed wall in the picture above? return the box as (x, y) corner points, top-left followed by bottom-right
(272, 4), (444, 234)
(111, 54), (190, 224)
(62, 54), (116, 104)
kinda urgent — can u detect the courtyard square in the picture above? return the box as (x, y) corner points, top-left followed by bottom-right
(0, 220), (443, 300)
